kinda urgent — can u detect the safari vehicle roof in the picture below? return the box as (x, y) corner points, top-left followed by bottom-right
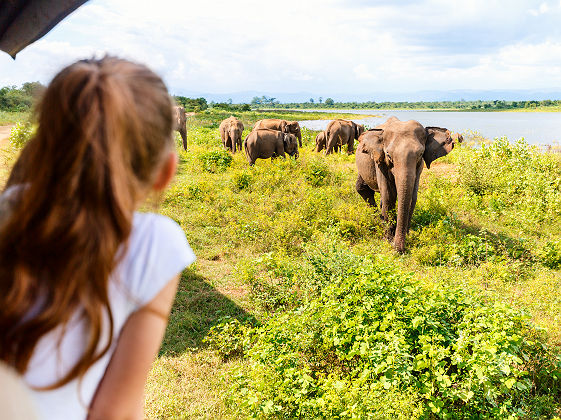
(0, 0), (88, 58)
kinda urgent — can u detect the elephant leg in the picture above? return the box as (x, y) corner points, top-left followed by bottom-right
(347, 136), (355, 154)
(377, 170), (397, 240)
(180, 129), (187, 150)
(356, 175), (377, 207)
(406, 168), (422, 233)
(325, 140), (334, 155)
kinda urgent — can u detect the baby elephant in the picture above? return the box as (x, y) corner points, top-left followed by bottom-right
(219, 116), (244, 153)
(244, 129), (299, 166)
(313, 130), (327, 152)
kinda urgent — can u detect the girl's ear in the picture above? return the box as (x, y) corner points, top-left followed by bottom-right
(152, 151), (177, 191)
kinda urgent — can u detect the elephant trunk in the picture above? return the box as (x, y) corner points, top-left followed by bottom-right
(393, 169), (415, 253)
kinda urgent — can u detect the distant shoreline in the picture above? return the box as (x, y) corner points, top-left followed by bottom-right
(257, 107), (561, 113)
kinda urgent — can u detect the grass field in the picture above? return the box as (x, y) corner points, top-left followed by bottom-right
(1, 110), (560, 418)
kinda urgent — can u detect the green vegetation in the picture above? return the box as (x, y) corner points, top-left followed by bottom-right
(187, 108), (376, 129)
(1, 110), (560, 418)
(266, 99), (561, 111)
(0, 82), (44, 111)
(0, 111), (30, 125)
(8, 122), (34, 148)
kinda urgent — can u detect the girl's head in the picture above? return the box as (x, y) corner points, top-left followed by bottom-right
(12, 56), (177, 201)
(0, 56), (177, 388)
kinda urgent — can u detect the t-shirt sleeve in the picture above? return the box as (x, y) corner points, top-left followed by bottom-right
(123, 214), (196, 309)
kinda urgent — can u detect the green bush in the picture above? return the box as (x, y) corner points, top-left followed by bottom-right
(458, 138), (561, 228)
(304, 158), (330, 187)
(232, 170), (252, 190)
(9, 121), (33, 148)
(221, 248), (559, 418)
(199, 149), (233, 173)
(537, 241), (561, 269)
(204, 317), (256, 360)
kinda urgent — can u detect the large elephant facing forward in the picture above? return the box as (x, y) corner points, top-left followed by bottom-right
(355, 117), (459, 252)
(244, 129), (298, 166)
(174, 106), (187, 150)
(325, 119), (364, 154)
(253, 119), (302, 147)
(219, 116), (244, 152)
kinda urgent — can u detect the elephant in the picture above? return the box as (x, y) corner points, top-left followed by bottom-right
(325, 119), (364, 154)
(313, 130), (327, 152)
(174, 106), (187, 150)
(253, 119), (302, 147)
(219, 116), (245, 153)
(244, 129), (299, 166)
(355, 117), (459, 253)
(451, 132), (464, 143)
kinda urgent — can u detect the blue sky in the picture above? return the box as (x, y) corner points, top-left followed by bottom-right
(2, 0), (561, 98)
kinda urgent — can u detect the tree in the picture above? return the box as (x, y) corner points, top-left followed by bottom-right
(309, 98), (314, 103)
(325, 97), (334, 106)
(173, 96), (208, 112)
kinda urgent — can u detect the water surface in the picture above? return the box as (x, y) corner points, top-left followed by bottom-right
(299, 110), (561, 146)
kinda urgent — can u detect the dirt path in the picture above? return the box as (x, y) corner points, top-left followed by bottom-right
(0, 125), (13, 146)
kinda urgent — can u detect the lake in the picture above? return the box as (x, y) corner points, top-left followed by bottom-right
(298, 110), (561, 146)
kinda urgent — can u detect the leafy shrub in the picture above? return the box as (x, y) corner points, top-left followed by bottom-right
(458, 138), (561, 227)
(222, 248), (559, 418)
(199, 149), (233, 173)
(9, 121), (33, 148)
(411, 217), (534, 272)
(236, 252), (305, 312)
(537, 241), (561, 269)
(304, 158), (330, 187)
(232, 170), (252, 190)
(204, 317), (255, 360)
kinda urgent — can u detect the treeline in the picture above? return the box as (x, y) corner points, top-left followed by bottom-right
(173, 95), (250, 112)
(264, 99), (561, 110)
(0, 82), (44, 111)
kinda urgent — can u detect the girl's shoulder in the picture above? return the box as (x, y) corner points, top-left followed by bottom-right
(114, 213), (196, 309)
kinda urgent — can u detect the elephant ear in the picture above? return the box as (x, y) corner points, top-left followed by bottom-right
(361, 129), (384, 164)
(356, 124), (365, 139)
(280, 121), (289, 133)
(423, 127), (454, 169)
(353, 122), (360, 139)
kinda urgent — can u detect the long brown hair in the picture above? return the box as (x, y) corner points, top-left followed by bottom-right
(0, 56), (175, 389)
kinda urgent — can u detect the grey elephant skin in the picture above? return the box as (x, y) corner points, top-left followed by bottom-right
(244, 129), (299, 166)
(325, 119), (364, 154)
(355, 117), (458, 253)
(219, 116), (245, 153)
(174, 106), (187, 150)
(253, 119), (302, 147)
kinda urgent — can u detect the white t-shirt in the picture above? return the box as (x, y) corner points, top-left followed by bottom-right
(18, 212), (196, 420)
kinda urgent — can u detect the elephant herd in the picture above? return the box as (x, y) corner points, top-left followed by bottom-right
(218, 116), (367, 165)
(201, 112), (462, 252)
(220, 117), (301, 165)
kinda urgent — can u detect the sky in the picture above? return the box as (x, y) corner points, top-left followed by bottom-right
(2, 0), (561, 100)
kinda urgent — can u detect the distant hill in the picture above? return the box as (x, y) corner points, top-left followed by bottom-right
(173, 89), (561, 104)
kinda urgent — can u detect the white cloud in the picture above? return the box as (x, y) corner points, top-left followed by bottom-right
(2, 0), (561, 96)
(529, 1), (552, 16)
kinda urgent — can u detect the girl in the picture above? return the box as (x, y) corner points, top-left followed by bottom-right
(0, 56), (195, 419)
